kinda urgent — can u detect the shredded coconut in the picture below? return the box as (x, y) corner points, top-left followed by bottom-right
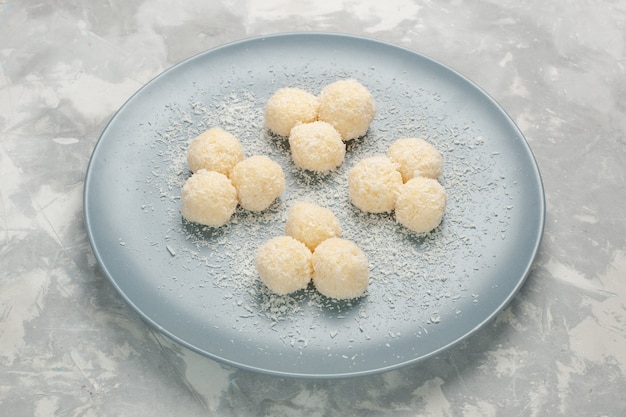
(145, 70), (510, 351)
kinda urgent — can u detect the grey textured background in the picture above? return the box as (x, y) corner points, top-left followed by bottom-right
(1, 0), (625, 415)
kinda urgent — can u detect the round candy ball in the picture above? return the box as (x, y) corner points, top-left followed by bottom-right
(256, 236), (313, 295)
(348, 156), (403, 213)
(181, 169), (238, 227)
(186, 127), (244, 176)
(285, 202), (342, 251)
(264, 87), (319, 137)
(387, 137), (443, 182)
(318, 79), (376, 141)
(312, 238), (369, 300)
(231, 155), (286, 212)
(288, 121), (346, 172)
(395, 177), (447, 233)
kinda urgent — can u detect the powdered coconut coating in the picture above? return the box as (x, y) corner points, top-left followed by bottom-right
(318, 79), (376, 141)
(348, 156), (403, 213)
(387, 137), (443, 182)
(231, 155), (286, 212)
(186, 127), (244, 176)
(312, 238), (369, 300)
(288, 121), (346, 172)
(256, 236), (313, 295)
(181, 169), (238, 227)
(285, 202), (342, 251)
(264, 87), (319, 137)
(395, 177), (447, 233)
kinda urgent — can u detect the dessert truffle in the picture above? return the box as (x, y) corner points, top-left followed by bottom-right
(264, 87), (319, 137)
(231, 155), (286, 212)
(387, 137), (443, 182)
(348, 156), (403, 213)
(256, 236), (313, 295)
(186, 127), (244, 176)
(180, 169), (238, 227)
(395, 177), (447, 233)
(285, 202), (342, 251)
(312, 238), (369, 300)
(288, 121), (346, 172)
(318, 79), (376, 141)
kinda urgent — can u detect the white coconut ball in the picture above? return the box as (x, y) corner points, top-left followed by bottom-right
(186, 127), (244, 176)
(256, 236), (313, 295)
(285, 202), (342, 251)
(395, 177), (447, 233)
(387, 137), (443, 182)
(180, 169), (238, 227)
(318, 79), (376, 141)
(231, 155), (286, 212)
(348, 156), (403, 213)
(264, 87), (319, 137)
(312, 238), (369, 300)
(288, 121), (346, 172)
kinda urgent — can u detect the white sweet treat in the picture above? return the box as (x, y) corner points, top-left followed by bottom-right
(312, 238), (369, 300)
(348, 156), (403, 213)
(180, 169), (238, 227)
(256, 236), (313, 295)
(288, 121), (346, 172)
(285, 202), (342, 251)
(387, 137), (443, 182)
(231, 155), (286, 212)
(264, 87), (319, 137)
(318, 79), (376, 141)
(395, 177), (447, 233)
(186, 127), (244, 176)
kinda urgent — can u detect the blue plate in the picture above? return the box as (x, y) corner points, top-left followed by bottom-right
(84, 33), (545, 378)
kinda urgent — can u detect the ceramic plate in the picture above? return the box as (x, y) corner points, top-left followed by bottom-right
(84, 33), (545, 378)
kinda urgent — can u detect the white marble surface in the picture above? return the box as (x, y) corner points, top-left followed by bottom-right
(1, 0), (626, 415)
